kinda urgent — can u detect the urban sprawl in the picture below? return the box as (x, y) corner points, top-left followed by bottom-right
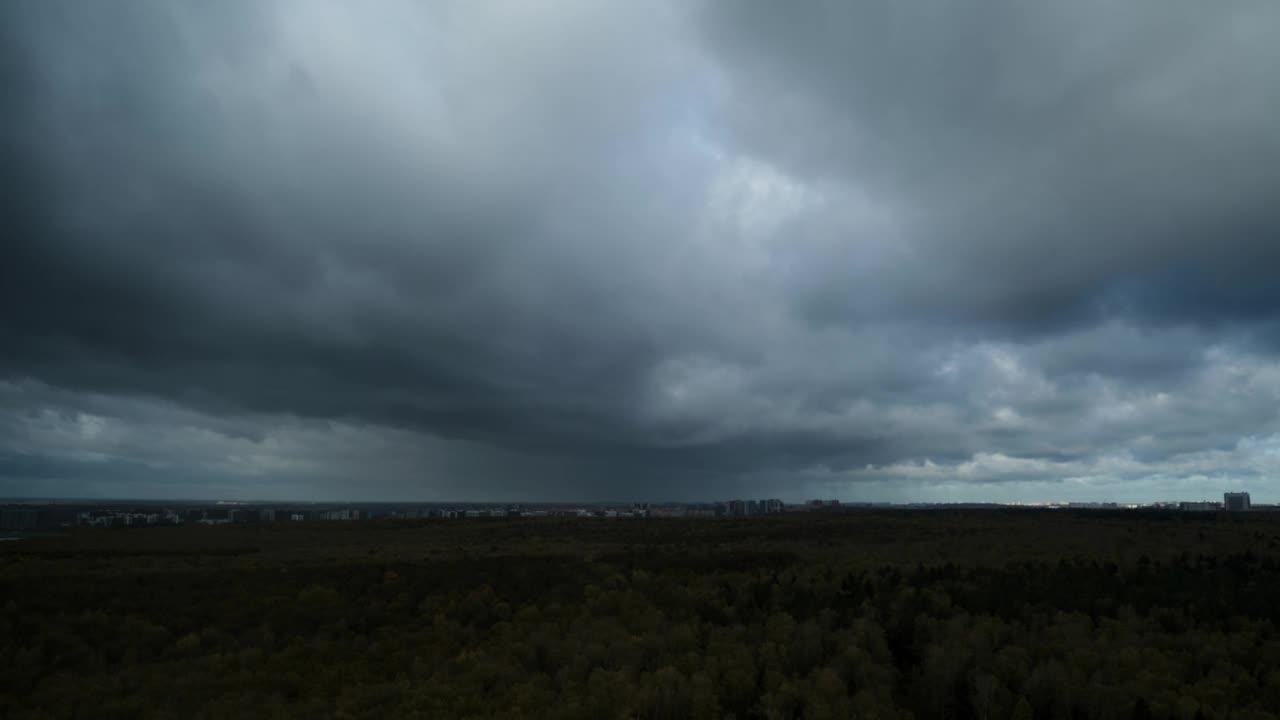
(0, 492), (1263, 532)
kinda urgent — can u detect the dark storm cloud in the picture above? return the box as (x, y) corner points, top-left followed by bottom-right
(2, 1), (699, 447)
(3, 1), (1280, 501)
(698, 0), (1280, 334)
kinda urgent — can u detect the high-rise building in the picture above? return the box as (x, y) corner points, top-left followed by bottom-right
(1224, 492), (1251, 512)
(0, 508), (38, 530)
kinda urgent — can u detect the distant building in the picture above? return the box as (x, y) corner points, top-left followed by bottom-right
(0, 508), (38, 531)
(729, 500), (746, 517)
(765, 499), (785, 514)
(1178, 501), (1221, 512)
(1225, 492), (1251, 512)
(229, 509), (248, 523)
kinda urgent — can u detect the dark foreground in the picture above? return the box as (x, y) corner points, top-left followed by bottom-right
(4, 511), (1280, 719)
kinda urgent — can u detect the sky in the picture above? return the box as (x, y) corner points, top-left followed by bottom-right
(4, 1), (1280, 503)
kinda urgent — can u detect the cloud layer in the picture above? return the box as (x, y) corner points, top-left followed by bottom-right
(4, 1), (1280, 501)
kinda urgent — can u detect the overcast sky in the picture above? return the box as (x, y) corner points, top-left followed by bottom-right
(4, 1), (1280, 503)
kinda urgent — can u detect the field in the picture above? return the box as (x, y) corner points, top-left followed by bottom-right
(5, 510), (1280, 719)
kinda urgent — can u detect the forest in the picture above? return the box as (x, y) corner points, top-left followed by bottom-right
(5, 510), (1280, 719)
